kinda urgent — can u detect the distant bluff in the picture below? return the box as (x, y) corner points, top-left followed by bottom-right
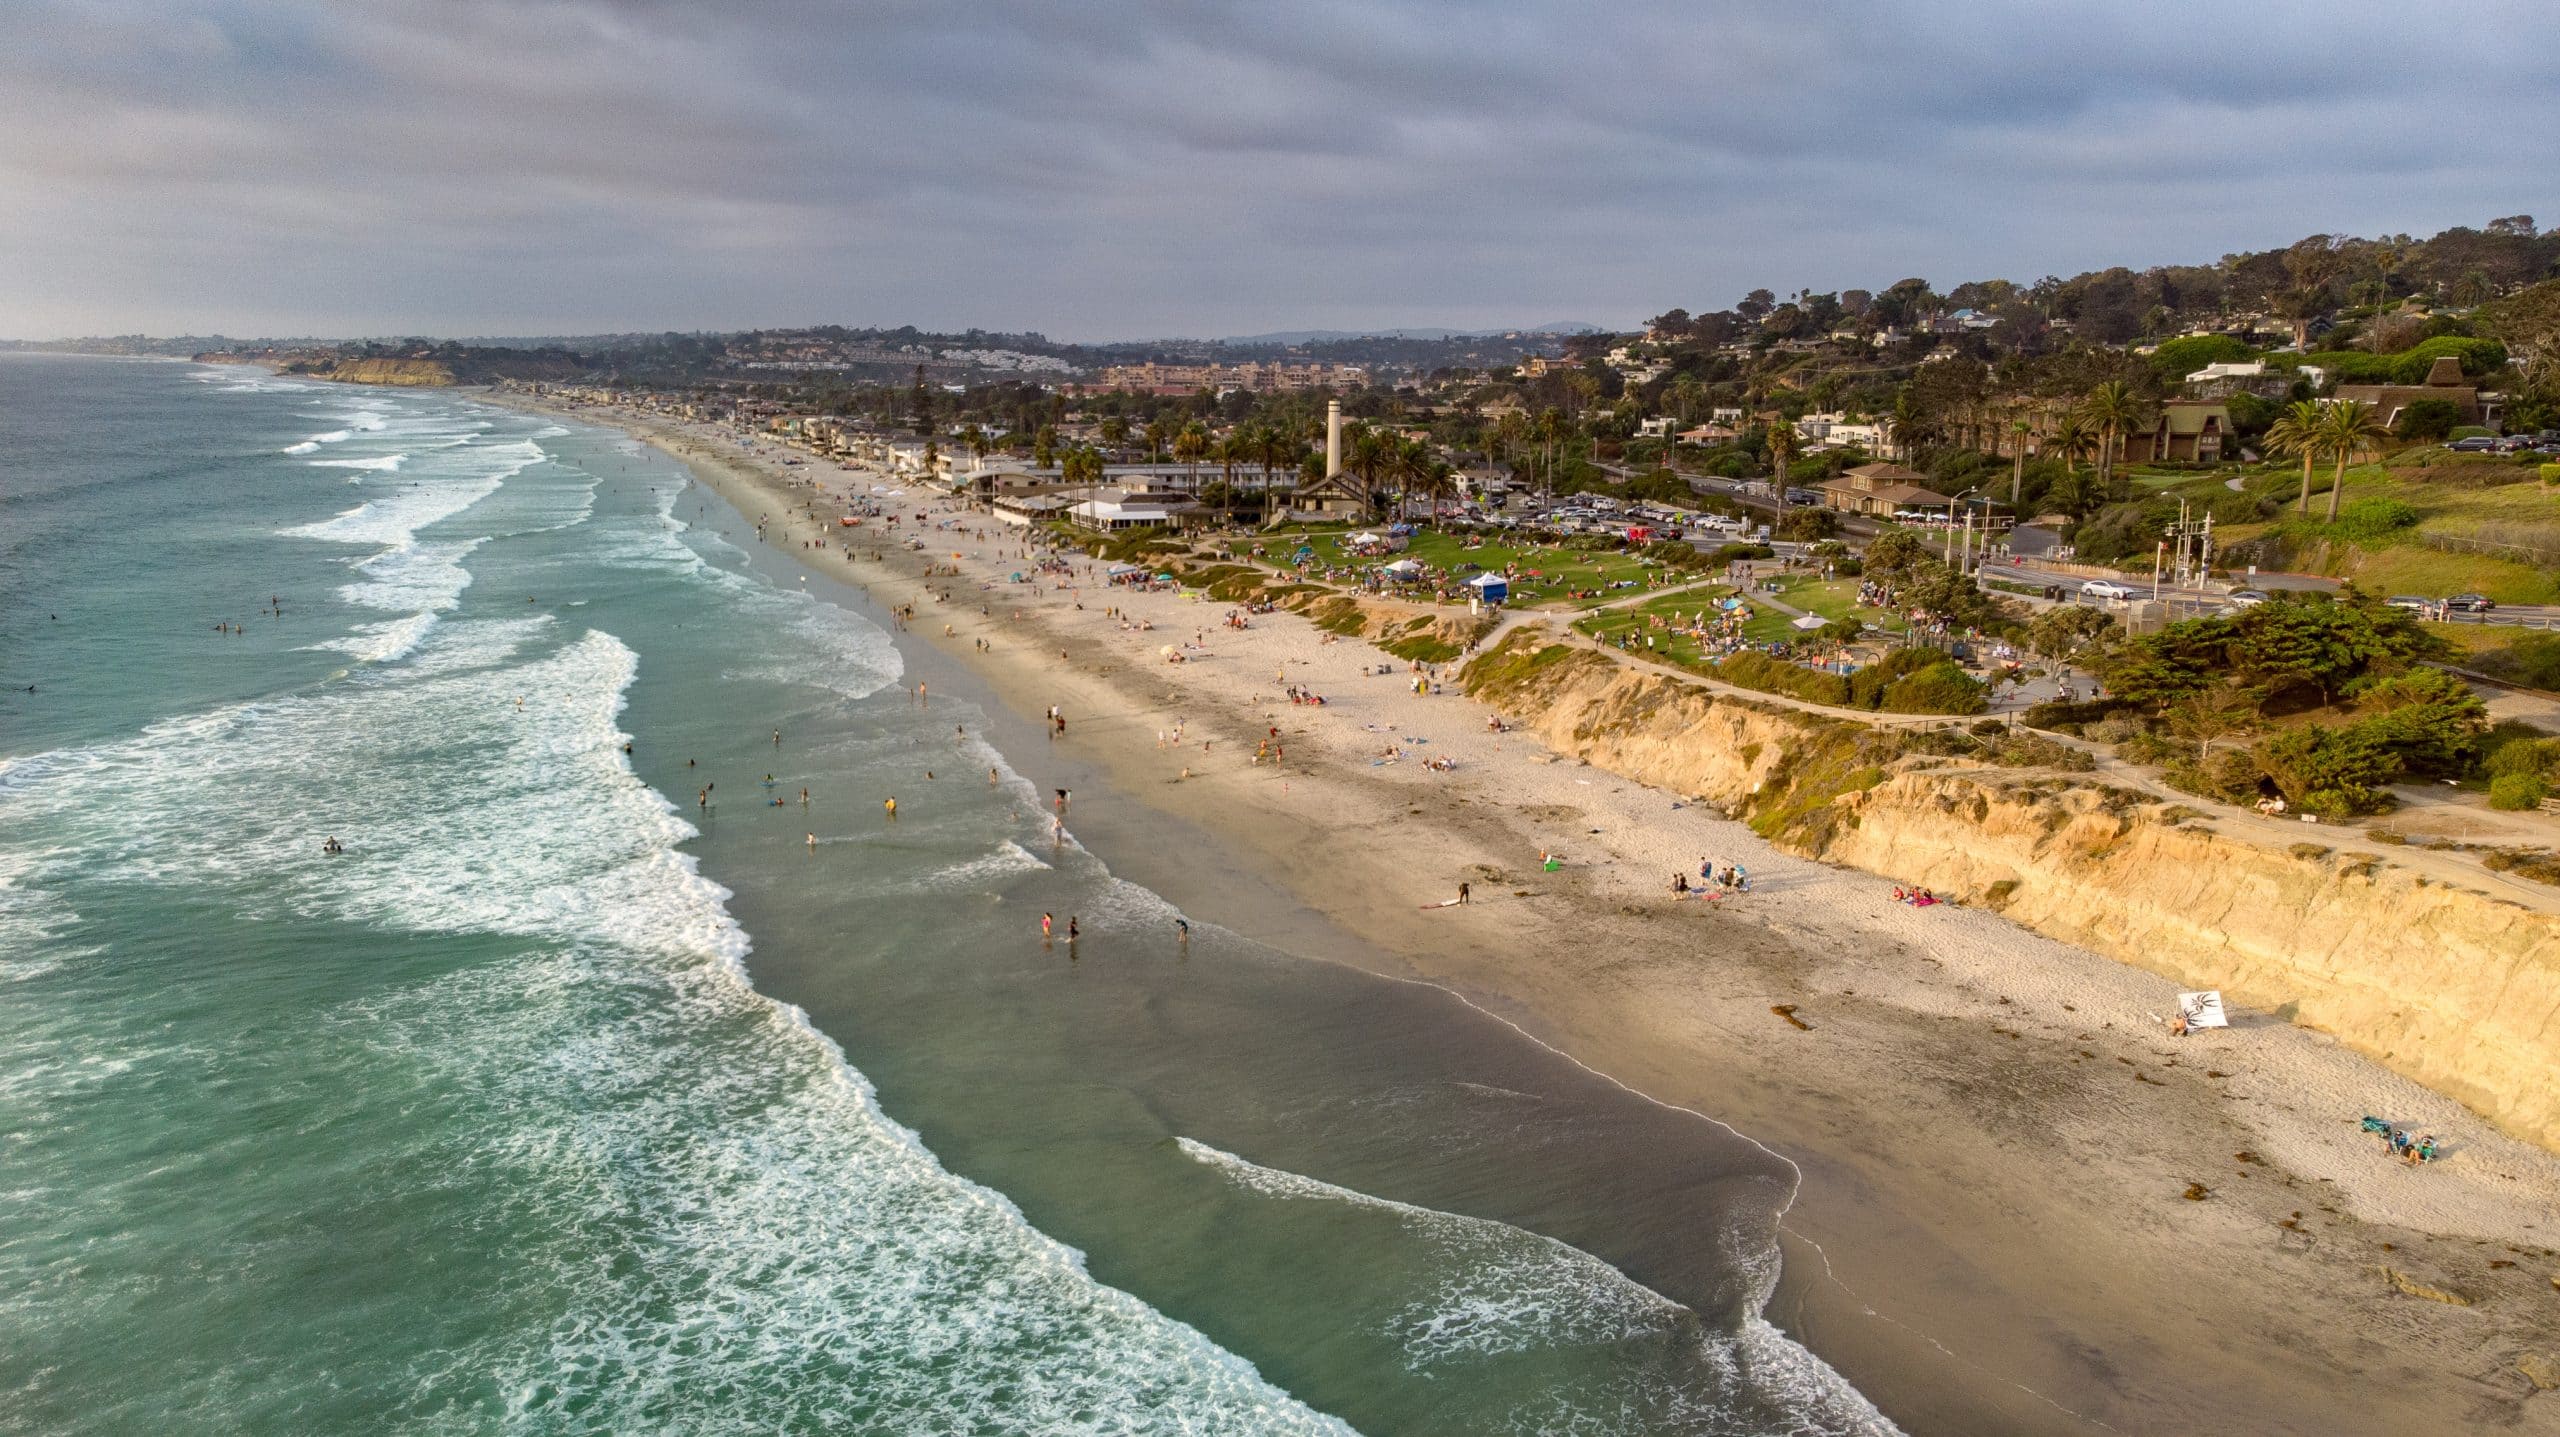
(286, 356), (454, 387)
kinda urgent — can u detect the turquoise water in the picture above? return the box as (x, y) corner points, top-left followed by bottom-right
(0, 356), (1897, 1435)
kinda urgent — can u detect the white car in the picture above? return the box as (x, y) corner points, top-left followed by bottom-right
(2080, 579), (2139, 602)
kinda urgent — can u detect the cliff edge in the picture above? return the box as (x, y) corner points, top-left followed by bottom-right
(1465, 627), (2560, 1152)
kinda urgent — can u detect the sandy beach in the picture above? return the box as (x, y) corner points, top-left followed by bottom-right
(490, 391), (2560, 1436)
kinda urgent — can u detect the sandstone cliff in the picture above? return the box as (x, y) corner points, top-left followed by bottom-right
(1464, 629), (2560, 1153)
(296, 357), (455, 387)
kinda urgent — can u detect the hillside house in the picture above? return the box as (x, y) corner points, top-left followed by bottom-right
(1816, 462), (1947, 517)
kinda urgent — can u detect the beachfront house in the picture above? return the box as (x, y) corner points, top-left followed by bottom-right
(1069, 490), (1195, 532)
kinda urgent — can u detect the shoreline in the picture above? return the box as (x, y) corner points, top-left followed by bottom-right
(479, 388), (2560, 1436)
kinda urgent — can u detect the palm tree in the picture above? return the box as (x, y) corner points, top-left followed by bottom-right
(1099, 415), (1128, 454)
(1669, 375), (1704, 426)
(2047, 416), (2097, 517)
(1032, 425), (1058, 470)
(1886, 394), (1922, 460)
(2263, 399), (2326, 515)
(1493, 410), (1531, 490)
(2076, 380), (2150, 503)
(1348, 426), (1394, 513)
(2314, 399), (2390, 523)
(1215, 430), (1241, 502)
(1395, 438), (1438, 519)
(2007, 416), (2037, 510)
(959, 424), (989, 473)
(1172, 422), (1208, 496)
(1249, 423), (1292, 503)
(1534, 408), (1568, 502)
(1765, 419), (1798, 487)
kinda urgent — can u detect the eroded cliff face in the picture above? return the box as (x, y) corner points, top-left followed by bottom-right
(1464, 630), (2560, 1152)
(300, 358), (455, 387)
(1826, 775), (2560, 1151)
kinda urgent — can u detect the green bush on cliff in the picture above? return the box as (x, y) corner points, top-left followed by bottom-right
(2251, 724), (2400, 816)
(2489, 772), (2550, 810)
(1881, 662), (1990, 715)
(1711, 650), (1851, 707)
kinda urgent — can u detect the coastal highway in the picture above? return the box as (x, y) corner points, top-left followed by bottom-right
(1973, 559), (2560, 628)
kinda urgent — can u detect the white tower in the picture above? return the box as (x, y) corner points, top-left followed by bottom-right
(1325, 400), (1343, 479)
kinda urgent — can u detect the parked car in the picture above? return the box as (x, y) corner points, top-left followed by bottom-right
(2446, 593), (2496, 613)
(2447, 436), (2499, 452)
(2384, 595), (2431, 612)
(1785, 488), (1822, 506)
(2227, 589), (2271, 607)
(2080, 579), (2139, 601)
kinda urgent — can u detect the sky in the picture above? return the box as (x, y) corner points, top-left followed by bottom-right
(4, 0), (2556, 342)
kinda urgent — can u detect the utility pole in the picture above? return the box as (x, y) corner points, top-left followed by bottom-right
(2163, 498), (2216, 590)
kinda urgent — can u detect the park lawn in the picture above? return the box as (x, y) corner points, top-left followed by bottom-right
(2210, 458), (2560, 604)
(1258, 525), (1671, 608)
(1768, 573), (1909, 632)
(1572, 592), (1733, 673)
(1573, 584), (1803, 652)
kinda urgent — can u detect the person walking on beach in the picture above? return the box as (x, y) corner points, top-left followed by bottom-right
(1458, 881), (1470, 905)
(1067, 917), (1079, 943)
(772, 728), (782, 747)
(1042, 913), (1054, 941)
(1175, 918), (1190, 946)
(884, 796), (898, 819)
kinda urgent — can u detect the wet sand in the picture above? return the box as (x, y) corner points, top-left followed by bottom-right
(489, 392), (2560, 1437)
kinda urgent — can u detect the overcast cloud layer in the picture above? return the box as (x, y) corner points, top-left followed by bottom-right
(4, 1), (2555, 340)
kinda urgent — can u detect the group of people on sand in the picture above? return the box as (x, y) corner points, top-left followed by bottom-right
(1891, 886), (1942, 907)
(2361, 1116), (2442, 1165)
(1675, 859), (1748, 897)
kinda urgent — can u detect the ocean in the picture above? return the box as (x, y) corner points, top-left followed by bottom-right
(0, 355), (1897, 1435)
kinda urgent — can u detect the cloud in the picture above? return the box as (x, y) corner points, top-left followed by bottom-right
(2, 0), (2554, 338)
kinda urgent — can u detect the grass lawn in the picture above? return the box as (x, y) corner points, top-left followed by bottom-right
(1252, 524), (1682, 608)
(2207, 453), (2560, 604)
(1572, 589), (1737, 671)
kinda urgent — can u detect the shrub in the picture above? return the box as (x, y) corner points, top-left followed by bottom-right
(2483, 734), (2558, 780)
(1880, 662), (1990, 715)
(2489, 773), (2549, 810)
(2331, 497), (2420, 541)
(1847, 646), (1946, 707)
(2116, 730), (2178, 764)
(2147, 334), (2256, 383)
(2252, 724), (2400, 816)
(2347, 666), (2490, 776)
(2544, 463), (2560, 485)
(1712, 650), (1852, 706)
(2394, 398), (2464, 443)
(1986, 731), (2095, 771)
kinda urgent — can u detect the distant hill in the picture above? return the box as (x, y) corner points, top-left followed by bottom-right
(1211, 321), (1603, 346)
